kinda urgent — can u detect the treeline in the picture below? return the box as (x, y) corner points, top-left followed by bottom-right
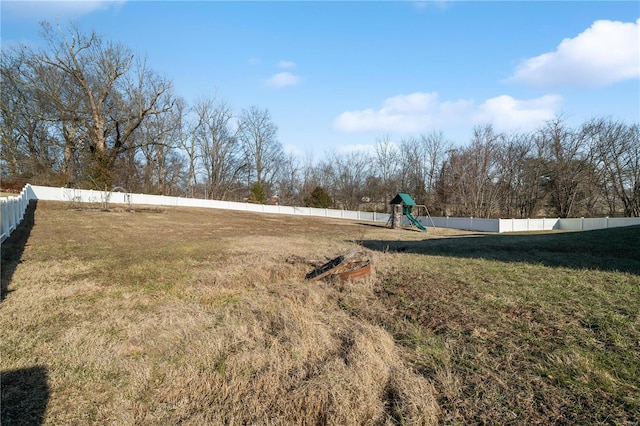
(2, 23), (639, 218)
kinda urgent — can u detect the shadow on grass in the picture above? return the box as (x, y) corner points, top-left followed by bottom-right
(360, 225), (640, 275)
(1, 200), (37, 302)
(1, 365), (50, 425)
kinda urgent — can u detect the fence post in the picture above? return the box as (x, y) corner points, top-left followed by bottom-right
(581, 217), (584, 231)
(10, 198), (17, 232)
(10, 199), (15, 231)
(19, 195), (25, 222)
(8, 199), (13, 232)
(605, 216), (609, 229)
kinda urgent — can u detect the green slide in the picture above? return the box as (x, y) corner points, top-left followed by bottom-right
(406, 212), (427, 232)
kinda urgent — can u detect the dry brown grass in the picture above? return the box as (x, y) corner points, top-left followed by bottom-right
(2, 201), (638, 424)
(1, 201), (445, 425)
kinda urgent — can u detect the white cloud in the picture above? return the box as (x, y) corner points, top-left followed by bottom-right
(472, 95), (562, 131)
(265, 72), (300, 88)
(509, 18), (640, 88)
(3, 0), (126, 20)
(277, 60), (296, 69)
(334, 92), (444, 133)
(333, 91), (561, 134)
(382, 92), (438, 114)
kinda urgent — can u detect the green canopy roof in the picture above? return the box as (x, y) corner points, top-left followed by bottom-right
(389, 193), (416, 206)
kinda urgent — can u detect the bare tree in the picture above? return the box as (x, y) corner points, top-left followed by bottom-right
(585, 117), (640, 216)
(193, 96), (243, 200)
(300, 150), (318, 200)
(276, 152), (303, 205)
(1, 45), (65, 183)
(421, 131), (450, 195)
(469, 126), (501, 217)
(237, 106), (284, 192)
(323, 150), (371, 210)
(30, 22), (174, 188)
(398, 136), (428, 202)
(436, 125), (501, 217)
(372, 135), (400, 208)
(1, 22), (177, 189)
(536, 116), (590, 218)
(172, 100), (199, 197)
(310, 159), (336, 203)
(136, 97), (186, 195)
(495, 133), (536, 218)
(395, 131), (450, 208)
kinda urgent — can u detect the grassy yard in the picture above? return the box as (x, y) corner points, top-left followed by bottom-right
(2, 201), (639, 424)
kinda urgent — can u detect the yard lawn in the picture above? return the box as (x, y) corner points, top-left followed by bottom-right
(2, 200), (639, 424)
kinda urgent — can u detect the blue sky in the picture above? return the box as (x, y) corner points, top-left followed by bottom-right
(2, 1), (639, 158)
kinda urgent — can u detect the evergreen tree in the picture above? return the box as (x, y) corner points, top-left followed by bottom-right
(304, 186), (333, 208)
(248, 182), (266, 204)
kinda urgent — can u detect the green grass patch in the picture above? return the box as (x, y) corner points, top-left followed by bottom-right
(356, 228), (640, 424)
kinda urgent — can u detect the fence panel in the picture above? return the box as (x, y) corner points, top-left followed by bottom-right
(471, 218), (500, 232)
(293, 207), (312, 216)
(582, 218), (607, 231)
(557, 218), (583, 231)
(261, 205), (281, 214)
(359, 212), (375, 222)
(341, 210), (360, 220)
(425, 217), (499, 233)
(316, 208), (341, 219)
(429, 217), (451, 228)
(608, 217), (640, 228)
(376, 213), (391, 224)
(526, 218), (549, 232)
(499, 218), (559, 233)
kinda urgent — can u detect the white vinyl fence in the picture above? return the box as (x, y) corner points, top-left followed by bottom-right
(27, 185), (393, 223)
(496, 216), (640, 232)
(0, 185), (33, 243)
(2, 184), (639, 242)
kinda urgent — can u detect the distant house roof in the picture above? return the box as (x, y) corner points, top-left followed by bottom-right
(390, 193), (416, 206)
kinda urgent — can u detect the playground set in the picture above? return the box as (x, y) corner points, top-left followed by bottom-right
(388, 193), (434, 232)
